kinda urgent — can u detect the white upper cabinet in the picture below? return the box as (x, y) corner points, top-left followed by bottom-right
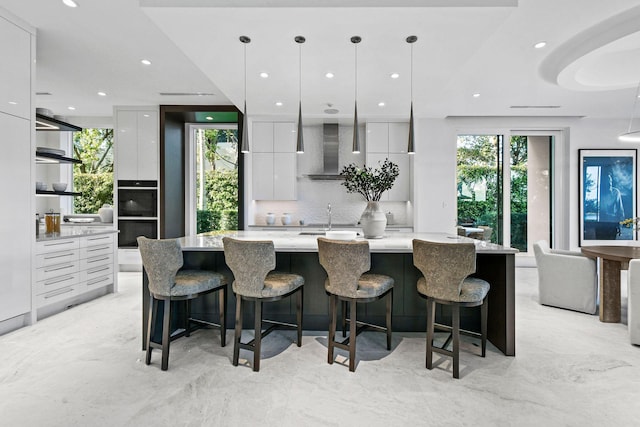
(366, 122), (411, 201)
(0, 15), (31, 119)
(115, 109), (158, 181)
(251, 122), (297, 200)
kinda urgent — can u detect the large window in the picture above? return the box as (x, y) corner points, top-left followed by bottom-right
(72, 128), (114, 213)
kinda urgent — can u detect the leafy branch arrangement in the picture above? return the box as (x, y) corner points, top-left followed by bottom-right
(339, 158), (399, 201)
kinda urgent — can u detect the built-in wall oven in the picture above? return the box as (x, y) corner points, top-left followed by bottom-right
(117, 180), (158, 248)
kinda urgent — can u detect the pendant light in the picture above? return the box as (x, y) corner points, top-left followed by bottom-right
(618, 80), (640, 142)
(351, 36), (362, 153)
(295, 36), (306, 153)
(240, 35), (251, 153)
(407, 35), (417, 154)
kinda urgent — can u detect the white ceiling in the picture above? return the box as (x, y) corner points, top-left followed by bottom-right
(2, 0), (640, 121)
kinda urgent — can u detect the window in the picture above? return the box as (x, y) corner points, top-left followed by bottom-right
(72, 128), (114, 213)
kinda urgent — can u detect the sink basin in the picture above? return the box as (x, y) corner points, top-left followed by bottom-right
(298, 231), (326, 236)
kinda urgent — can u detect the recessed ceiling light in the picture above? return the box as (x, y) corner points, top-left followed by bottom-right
(206, 116), (213, 120)
(390, 73), (400, 79)
(534, 41), (547, 49)
(67, 106), (76, 110)
(275, 101), (283, 106)
(259, 72), (269, 78)
(143, 114), (150, 118)
(141, 59), (152, 66)
(8, 101), (17, 105)
(378, 102), (385, 107)
(97, 91), (106, 96)
(325, 72), (334, 79)
(473, 93), (481, 98)
(62, 0), (78, 8)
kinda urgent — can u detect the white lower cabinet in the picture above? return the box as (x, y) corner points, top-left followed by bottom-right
(34, 233), (117, 314)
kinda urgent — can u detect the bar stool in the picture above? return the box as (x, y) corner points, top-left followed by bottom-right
(222, 237), (304, 372)
(412, 239), (490, 379)
(317, 237), (394, 372)
(137, 236), (227, 371)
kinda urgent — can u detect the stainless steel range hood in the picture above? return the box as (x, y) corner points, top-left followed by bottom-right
(306, 123), (345, 180)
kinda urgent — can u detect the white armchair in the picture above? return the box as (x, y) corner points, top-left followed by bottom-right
(627, 259), (640, 345)
(532, 240), (597, 314)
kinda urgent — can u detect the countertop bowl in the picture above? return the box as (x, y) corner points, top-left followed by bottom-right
(52, 182), (67, 192)
(325, 230), (358, 241)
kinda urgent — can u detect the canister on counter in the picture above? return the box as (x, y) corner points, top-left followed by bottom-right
(44, 211), (61, 234)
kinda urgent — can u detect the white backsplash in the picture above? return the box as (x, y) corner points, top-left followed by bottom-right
(250, 123), (413, 228)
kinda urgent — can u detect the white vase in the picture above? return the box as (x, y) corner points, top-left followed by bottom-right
(360, 201), (387, 239)
(98, 204), (113, 223)
(266, 213), (275, 225)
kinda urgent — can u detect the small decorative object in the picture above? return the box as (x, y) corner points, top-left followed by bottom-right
(52, 182), (67, 192)
(340, 158), (399, 238)
(98, 204), (113, 223)
(281, 213), (292, 225)
(266, 213), (275, 225)
(579, 149), (637, 245)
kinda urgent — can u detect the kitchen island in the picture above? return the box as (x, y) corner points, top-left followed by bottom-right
(142, 231), (516, 356)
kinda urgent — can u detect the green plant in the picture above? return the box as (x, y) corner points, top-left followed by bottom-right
(339, 158), (399, 201)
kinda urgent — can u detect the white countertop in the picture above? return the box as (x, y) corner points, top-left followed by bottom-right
(178, 231), (517, 254)
(36, 227), (118, 242)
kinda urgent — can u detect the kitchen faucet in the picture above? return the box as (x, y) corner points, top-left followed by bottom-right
(327, 203), (332, 231)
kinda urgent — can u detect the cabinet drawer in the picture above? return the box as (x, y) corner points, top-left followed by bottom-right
(85, 273), (114, 291)
(80, 253), (114, 271)
(80, 243), (113, 259)
(82, 234), (115, 247)
(81, 261), (114, 282)
(36, 261), (80, 282)
(36, 249), (80, 268)
(35, 273), (80, 295)
(36, 238), (79, 254)
(36, 285), (79, 308)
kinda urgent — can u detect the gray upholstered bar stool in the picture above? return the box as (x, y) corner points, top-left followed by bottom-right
(317, 237), (394, 372)
(222, 237), (304, 372)
(137, 236), (227, 371)
(412, 239), (490, 379)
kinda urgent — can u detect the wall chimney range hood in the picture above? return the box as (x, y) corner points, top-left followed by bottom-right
(305, 123), (345, 180)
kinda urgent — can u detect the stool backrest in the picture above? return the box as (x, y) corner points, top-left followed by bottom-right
(317, 237), (370, 298)
(412, 239), (476, 300)
(222, 237), (275, 297)
(137, 236), (183, 296)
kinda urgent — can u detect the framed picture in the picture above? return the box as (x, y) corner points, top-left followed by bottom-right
(579, 149), (637, 245)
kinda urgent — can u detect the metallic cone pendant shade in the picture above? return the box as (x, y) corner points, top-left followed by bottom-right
(295, 35), (305, 153)
(619, 80), (640, 142)
(352, 101), (360, 153)
(351, 36), (362, 153)
(408, 102), (415, 153)
(241, 101), (249, 153)
(407, 35), (417, 154)
(240, 35), (251, 153)
(296, 102), (304, 153)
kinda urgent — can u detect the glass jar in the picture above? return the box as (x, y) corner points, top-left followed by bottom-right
(44, 212), (61, 234)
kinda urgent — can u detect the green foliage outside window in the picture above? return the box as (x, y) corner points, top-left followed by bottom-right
(72, 128), (114, 213)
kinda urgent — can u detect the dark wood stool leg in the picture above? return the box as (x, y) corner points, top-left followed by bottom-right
(426, 299), (435, 370)
(481, 296), (488, 358)
(341, 300), (347, 337)
(328, 294), (337, 364)
(253, 300), (263, 372)
(219, 287), (226, 347)
(185, 299), (191, 337)
(146, 295), (156, 365)
(386, 290), (393, 350)
(233, 296), (243, 366)
(349, 299), (357, 372)
(161, 299), (171, 371)
(296, 288), (303, 347)
(452, 304), (460, 379)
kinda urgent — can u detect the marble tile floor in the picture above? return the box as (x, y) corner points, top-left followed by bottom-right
(1, 268), (639, 426)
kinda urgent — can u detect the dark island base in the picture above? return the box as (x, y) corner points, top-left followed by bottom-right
(142, 251), (515, 356)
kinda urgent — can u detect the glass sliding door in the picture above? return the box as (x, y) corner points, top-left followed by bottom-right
(185, 124), (239, 235)
(456, 134), (503, 244)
